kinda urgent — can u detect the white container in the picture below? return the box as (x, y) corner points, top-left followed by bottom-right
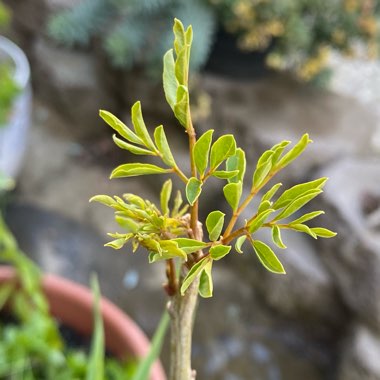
(0, 36), (32, 179)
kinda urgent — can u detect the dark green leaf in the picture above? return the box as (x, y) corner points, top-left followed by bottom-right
(223, 182), (242, 211)
(210, 245), (231, 260)
(110, 163), (170, 178)
(248, 209), (275, 234)
(206, 211), (225, 241)
(181, 257), (209, 295)
(163, 49), (178, 110)
(112, 135), (155, 156)
(199, 261), (213, 298)
(226, 148), (246, 183)
(186, 177), (202, 206)
(160, 179), (172, 215)
(272, 225), (286, 249)
(99, 110), (143, 145)
(273, 178), (327, 209)
(154, 125), (176, 166)
(252, 240), (286, 274)
(194, 130), (213, 176)
(210, 135), (237, 170)
(235, 235), (246, 253)
(131, 101), (156, 150)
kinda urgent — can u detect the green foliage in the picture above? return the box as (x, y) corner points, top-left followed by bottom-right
(0, 63), (20, 126)
(48, 0), (380, 83)
(93, 19), (336, 302)
(0, 215), (141, 379)
(0, 0), (10, 29)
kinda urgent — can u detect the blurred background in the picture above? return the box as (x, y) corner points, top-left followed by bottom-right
(1, 0), (380, 379)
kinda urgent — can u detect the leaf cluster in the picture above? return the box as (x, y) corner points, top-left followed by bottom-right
(93, 19), (336, 300)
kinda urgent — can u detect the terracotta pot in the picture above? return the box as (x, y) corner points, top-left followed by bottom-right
(0, 266), (166, 380)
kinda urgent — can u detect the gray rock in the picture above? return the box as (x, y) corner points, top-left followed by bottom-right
(32, 37), (116, 138)
(201, 74), (379, 182)
(338, 324), (380, 380)
(317, 158), (380, 330)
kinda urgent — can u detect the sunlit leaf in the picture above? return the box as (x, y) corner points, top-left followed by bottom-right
(210, 135), (236, 170)
(181, 257), (209, 295)
(310, 227), (337, 238)
(212, 170), (239, 179)
(99, 110), (143, 145)
(289, 223), (317, 239)
(235, 235), (246, 253)
(199, 261), (213, 298)
(223, 182), (242, 211)
(226, 148), (246, 183)
(112, 135), (155, 156)
(163, 49), (178, 110)
(160, 179), (172, 215)
(172, 238), (208, 254)
(252, 150), (274, 189)
(273, 178), (327, 209)
(206, 211), (225, 241)
(210, 245), (231, 260)
(131, 101), (156, 150)
(154, 125), (176, 166)
(258, 199), (272, 213)
(110, 163), (171, 178)
(271, 225), (286, 249)
(174, 85), (189, 128)
(186, 177), (202, 206)
(289, 211), (325, 225)
(248, 209), (275, 234)
(251, 240), (285, 274)
(276, 134), (312, 169)
(194, 129), (213, 176)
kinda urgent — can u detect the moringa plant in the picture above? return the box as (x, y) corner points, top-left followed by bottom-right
(91, 18), (336, 380)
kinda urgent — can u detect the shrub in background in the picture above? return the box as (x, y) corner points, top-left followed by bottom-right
(48, 0), (380, 83)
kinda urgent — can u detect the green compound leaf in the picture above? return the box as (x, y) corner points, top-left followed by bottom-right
(274, 189), (323, 221)
(206, 211), (225, 242)
(210, 135), (237, 170)
(112, 135), (155, 156)
(174, 85), (190, 128)
(272, 225), (287, 249)
(276, 133), (312, 169)
(111, 163), (171, 178)
(235, 235), (246, 253)
(248, 209), (275, 234)
(252, 150), (274, 189)
(194, 129), (214, 176)
(213, 170), (239, 179)
(252, 240), (286, 274)
(273, 178), (327, 209)
(99, 110), (143, 145)
(163, 49), (178, 110)
(289, 224), (317, 239)
(290, 211), (325, 225)
(226, 148), (246, 183)
(186, 177), (202, 206)
(310, 227), (337, 238)
(172, 238), (208, 254)
(210, 245), (231, 260)
(262, 183), (283, 203)
(131, 101), (156, 150)
(160, 179), (172, 216)
(154, 125), (176, 166)
(181, 257), (209, 295)
(223, 181), (243, 211)
(199, 261), (213, 298)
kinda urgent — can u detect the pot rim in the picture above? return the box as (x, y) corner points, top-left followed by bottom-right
(0, 36), (30, 89)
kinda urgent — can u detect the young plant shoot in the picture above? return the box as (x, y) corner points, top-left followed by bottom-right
(91, 19), (336, 380)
